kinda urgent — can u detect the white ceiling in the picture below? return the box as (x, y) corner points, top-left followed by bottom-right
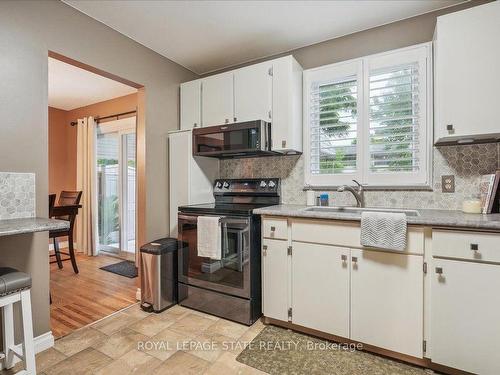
(63, 0), (462, 74)
(48, 57), (137, 111)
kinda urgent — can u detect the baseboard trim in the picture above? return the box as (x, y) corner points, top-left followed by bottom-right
(0, 331), (54, 370)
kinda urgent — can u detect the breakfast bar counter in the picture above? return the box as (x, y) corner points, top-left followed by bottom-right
(0, 217), (69, 237)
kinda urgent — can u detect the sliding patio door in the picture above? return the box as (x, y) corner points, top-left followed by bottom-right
(96, 117), (136, 256)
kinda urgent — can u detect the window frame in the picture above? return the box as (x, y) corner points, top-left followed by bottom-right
(303, 43), (433, 189)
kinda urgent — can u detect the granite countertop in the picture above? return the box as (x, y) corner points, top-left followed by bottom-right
(253, 204), (500, 231)
(0, 217), (69, 237)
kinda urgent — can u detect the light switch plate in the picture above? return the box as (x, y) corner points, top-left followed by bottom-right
(442, 175), (455, 193)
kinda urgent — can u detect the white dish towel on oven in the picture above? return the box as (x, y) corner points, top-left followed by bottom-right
(360, 211), (407, 251)
(197, 216), (222, 260)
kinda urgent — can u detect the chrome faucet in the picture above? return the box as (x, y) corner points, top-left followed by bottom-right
(337, 180), (365, 208)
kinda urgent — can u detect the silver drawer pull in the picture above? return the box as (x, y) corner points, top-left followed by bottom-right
(341, 255), (347, 261)
(470, 243), (479, 251)
(435, 267), (443, 274)
(270, 226), (276, 232)
(263, 245), (268, 250)
(351, 256), (358, 263)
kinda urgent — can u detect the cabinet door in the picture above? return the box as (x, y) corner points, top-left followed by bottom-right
(262, 239), (289, 321)
(180, 80), (201, 130)
(431, 259), (500, 374)
(202, 73), (234, 127)
(234, 63), (272, 123)
(168, 131), (190, 237)
(350, 249), (423, 358)
(271, 56), (302, 152)
(292, 242), (349, 337)
(435, 3), (500, 141)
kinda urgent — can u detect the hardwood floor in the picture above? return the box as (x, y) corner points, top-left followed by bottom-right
(50, 253), (137, 338)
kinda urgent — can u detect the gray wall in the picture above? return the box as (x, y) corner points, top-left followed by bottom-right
(0, 0), (195, 339)
(207, 0), (491, 74)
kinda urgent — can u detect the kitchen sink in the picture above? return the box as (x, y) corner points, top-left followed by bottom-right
(304, 206), (420, 217)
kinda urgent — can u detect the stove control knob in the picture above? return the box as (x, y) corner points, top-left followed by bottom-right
(216, 182), (222, 189)
(223, 181), (230, 189)
(268, 180), (276, 188)
(259, 180), (267, 188)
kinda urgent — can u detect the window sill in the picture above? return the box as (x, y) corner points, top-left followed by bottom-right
(303, 185), (433, 192)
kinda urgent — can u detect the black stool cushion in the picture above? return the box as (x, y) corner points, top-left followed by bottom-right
(0, 267), (31, 296)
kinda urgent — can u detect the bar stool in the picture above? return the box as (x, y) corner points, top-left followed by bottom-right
(0, 267), (36, 374)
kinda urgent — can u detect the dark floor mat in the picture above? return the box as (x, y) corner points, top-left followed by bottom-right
(236, 325), (429, 375)
(100, 260), (138, 278)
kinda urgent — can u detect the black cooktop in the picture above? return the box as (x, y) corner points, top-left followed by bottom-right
(178, 203), (272, 216)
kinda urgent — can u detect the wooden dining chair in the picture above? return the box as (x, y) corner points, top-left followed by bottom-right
(49, 191), (82, 274)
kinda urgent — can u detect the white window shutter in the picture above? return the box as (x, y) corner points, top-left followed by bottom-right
(364, 45), (430, 186)
(304, 61), (363, 186)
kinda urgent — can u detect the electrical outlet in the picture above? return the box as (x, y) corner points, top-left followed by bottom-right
(442, 175), (455, 193)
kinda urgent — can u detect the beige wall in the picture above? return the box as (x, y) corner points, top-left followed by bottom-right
(49, 93), (139, 197)
(0, 0), (195, 340)
(48, 107), (76, 195)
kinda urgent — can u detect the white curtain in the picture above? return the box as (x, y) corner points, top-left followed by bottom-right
(76, 117), (98, 256)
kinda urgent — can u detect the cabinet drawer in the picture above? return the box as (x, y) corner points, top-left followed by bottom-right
(291, 219), (424, 254)
(262, 218), (288, 240)
(433, 229), (500, 263)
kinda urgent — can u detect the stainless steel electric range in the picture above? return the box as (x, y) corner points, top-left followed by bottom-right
(177, 178), (280, 325)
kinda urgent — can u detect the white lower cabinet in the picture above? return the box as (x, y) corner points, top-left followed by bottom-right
(431, 258), (500, 375)
(350, 249), (424, 358)
(291, 242), (349, 337)
(262, 238), (289, 322)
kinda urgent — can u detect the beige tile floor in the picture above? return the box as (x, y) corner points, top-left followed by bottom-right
(1, 304), (266, 375)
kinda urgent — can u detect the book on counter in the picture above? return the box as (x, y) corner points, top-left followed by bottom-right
(480, 171), (500, 214)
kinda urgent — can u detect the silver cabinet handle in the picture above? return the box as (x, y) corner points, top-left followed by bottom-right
(470, 243), (479, 251)
(263, 245), (268, 250)
(263, 245), (267, 256)
(352, 256), (358, 263)
(233, 117), (237, 122)
(435, 267), (443, 274)
(341, 255), (347, 261)
(193, 122), (198, 127)
(225, 118), (229, 124)
(446, 124), (454, 132)
(270, 226), (276, 232)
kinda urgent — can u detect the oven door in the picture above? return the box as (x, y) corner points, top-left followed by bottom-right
(192, 120), (273, 158)
(178, 213), (251, 299)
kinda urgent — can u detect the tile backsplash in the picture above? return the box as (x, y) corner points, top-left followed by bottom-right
(0, 172), (36, 219)
(220, 143), (499, 210)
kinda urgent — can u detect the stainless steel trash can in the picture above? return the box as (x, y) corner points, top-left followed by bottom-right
(140, 238), (179, 313)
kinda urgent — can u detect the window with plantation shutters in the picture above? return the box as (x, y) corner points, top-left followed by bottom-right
(310, 76), (358, 175)
(304, 44), (431, 188)
(368, 63), (420, 174)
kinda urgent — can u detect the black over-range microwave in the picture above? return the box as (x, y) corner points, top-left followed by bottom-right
(192, 120), (276, 159)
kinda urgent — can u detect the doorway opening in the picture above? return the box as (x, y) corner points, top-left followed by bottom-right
(48, 52), (145, 338)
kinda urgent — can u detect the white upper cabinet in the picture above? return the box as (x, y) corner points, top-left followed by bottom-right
(201, 72), (234, 127)
(181, 55), (303, 153)
(271, 56), (303, 153)
(234, 63), (272, 123)
(434, 2), (500, 144)
(180, 80), (202, 130)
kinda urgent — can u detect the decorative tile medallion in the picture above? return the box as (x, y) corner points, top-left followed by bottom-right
(0, 172), (36, 219)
